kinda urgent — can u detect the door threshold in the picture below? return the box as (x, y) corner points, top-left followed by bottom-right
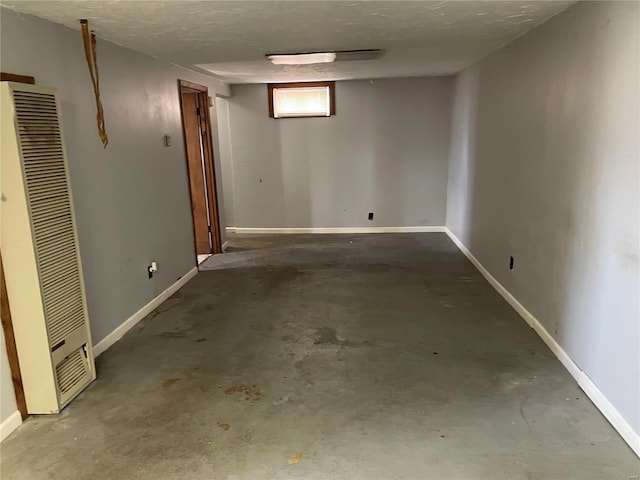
(197, 254), (212, 265)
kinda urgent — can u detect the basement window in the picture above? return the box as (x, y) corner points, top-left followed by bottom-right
(268, 82), (335, 118)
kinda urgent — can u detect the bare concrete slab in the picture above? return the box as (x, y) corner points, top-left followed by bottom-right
(1, 233), (637, 479)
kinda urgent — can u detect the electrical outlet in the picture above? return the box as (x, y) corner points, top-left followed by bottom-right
(368, 212), (374, 220)
(148, 261), (158, 278)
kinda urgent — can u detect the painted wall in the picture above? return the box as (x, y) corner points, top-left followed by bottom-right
(216, 97), (237, 228)
(0, 325), (18, 427)
(447, 0), (639, 439)
(225, 77), (453, 228)
(0, 8), (229, 429)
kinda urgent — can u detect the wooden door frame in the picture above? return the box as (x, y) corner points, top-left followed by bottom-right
(0, 255), (28, 420)
(178, 80), (222, 255)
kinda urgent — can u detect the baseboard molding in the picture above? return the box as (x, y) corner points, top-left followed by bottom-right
(93, 267), (198, 357)
(0, 410), (22, 442)
(221, 240), (230, 251)
(226, 226), (446, 234)
(445, 228), (640, 457)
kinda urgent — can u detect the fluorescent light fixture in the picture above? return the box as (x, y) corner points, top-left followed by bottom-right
(268, 52), (337, 65)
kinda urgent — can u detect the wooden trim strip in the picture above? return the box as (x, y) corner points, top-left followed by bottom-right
(198, 91), (223, 253)
(0, 254), (28, 420)
(0, 73), (35, 84)
(179, 79), (209, 93)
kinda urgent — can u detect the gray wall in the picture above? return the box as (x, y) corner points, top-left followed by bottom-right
(0, 10), (228, 344)
(216, 97), (237, 228)
(0, 325), (18, 427)
(225, 77), (452, 228)
(447, 0), (639, 436)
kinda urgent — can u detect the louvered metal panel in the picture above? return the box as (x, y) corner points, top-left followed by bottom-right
(55, 347), (91, 404)
(13, 90), (88, 349)
(2, 82), (95, 413)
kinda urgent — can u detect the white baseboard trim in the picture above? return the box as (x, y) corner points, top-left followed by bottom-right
(226, 226), (446, 234)
(0, 410), (22, 442)
(221, 240), (230, 251)
(93, 267), (198, 357)
(445, 228), (640, 457)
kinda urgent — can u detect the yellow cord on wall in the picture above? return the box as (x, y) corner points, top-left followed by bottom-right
(80, 19), (108, 148)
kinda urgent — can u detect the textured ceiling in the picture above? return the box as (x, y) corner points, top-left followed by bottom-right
(1, 1), (575, 84)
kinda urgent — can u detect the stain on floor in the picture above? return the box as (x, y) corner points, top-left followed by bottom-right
(160, 377), (181, 389)
(313, 327), (347, 346)
(224, 384), (262, 402)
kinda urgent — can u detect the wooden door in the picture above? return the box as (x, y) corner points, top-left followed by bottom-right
(180, 91), (211, 254)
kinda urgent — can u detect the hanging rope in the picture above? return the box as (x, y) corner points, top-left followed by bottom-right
(80, 19), (108, 148)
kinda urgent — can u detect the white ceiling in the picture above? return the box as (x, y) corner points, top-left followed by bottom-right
(2, 1), (575, 84)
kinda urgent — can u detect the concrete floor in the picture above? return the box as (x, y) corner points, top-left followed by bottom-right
(1, 233), (638, 479)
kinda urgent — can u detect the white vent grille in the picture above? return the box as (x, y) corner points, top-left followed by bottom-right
(3, 83), (95, 413)
(13, 91), (86, 347)
(55, 347), (90, 398)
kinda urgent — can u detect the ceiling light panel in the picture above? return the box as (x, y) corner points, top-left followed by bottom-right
(268, 53), (337, 65)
